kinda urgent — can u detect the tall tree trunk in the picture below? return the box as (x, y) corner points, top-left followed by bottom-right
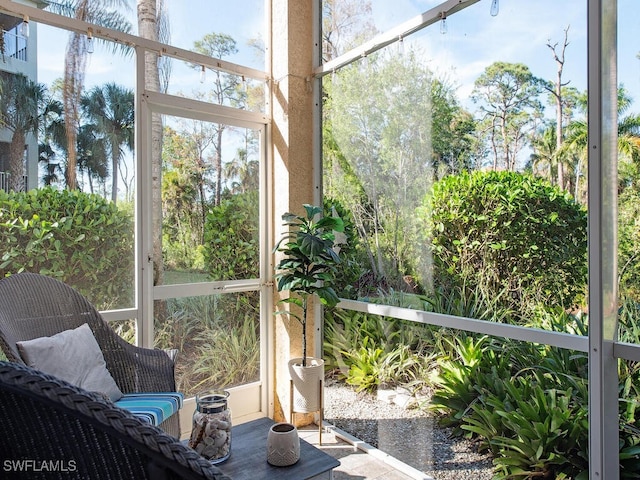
(8, 131), (26, 192)
(215, 128), (223, 206)
(197, 163), (206, 243)
(554, 87), (564, 188)
(63, 31), (86, 190)
(111, 143), (120, 202)
(87, 169), (94, 194)
(547, 27), (570, 189)
(138, 0), (164, 287)
(500, 115), (510, 170)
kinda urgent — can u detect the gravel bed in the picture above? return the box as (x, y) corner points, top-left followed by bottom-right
(324, 380), (494, 480)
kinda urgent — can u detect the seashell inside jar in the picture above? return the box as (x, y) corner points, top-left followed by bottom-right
(188, 390), (231, 464)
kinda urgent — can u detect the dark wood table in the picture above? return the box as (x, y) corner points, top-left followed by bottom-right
(217, 417), (340, 479)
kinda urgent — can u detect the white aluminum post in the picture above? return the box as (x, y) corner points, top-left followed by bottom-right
(312, 0), (324, 362)
(587, 0), (619, 478)
(135, 46), (155, 349)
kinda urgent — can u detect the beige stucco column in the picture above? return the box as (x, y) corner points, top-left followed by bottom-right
(270, 0), (318, 423)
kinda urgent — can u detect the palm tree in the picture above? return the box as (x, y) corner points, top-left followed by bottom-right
(223, 148), (259, 194)
(46, 0), (132, 190)
(617, 113), (640, 165)
(0, 74), (54, 192)
(39, 143), (61, 186)
(529, 123), (558, 182)
(81, 83), (134, 202)
(137, 0), (168, 287)
(38, 93), (66, 187)
(562, 87), (640, 201)
(76, 122), (109, 194)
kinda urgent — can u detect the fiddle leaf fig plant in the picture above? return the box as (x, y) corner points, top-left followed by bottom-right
(274, 204), (345, 367)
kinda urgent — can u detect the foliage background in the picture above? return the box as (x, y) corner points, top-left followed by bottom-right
(0, 187), (133, 309)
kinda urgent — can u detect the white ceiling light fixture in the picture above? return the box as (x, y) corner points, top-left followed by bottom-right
(440, 12), (447, 34)
(490, 0), (499, 17)
(20, 15), (29, 37)
(86, 28), (94, 54)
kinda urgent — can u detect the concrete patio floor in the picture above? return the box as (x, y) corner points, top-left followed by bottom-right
(298, 423), (432, 480)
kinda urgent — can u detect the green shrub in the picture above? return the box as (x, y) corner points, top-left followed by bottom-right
(420, 170), (587, 320)
(343, 337), (385, 392)
(428, 320), (640, 478)
(0, 187), (133, 309)
(324, 308), (435, 392)
(203, 191), (259, 280)
(323, 198), (361, 299)
(340, 341), (426, 393)
(324, 309), (367, 377)
(428, 333), (512, 432)
(155, 292), (261, 396)
(466, 378), (589, 479)
(619, 187), (640, 301)
(188, 319), (260, 394)
(618, 297), (640, 344)
(429, 334), (590, 477)
(202, 193), (358, 287)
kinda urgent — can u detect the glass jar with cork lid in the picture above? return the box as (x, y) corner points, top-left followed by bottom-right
(188, 390), (231, 464)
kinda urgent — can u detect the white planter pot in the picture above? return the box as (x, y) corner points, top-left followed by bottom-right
(266, 422), (300, 466)
(288, 357), (324, 413)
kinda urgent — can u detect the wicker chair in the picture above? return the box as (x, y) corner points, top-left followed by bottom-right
(0, 361), (230, 480)
(0, 272), (180, 437)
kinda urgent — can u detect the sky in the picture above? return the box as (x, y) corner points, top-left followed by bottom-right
(34, 0), (640, 116)
(361, 0), (640, 114)
(35, 0), (265, 96)
(21, 0), (639, 196)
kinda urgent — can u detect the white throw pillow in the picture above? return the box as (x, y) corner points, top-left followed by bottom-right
(17, 323), (123, 402)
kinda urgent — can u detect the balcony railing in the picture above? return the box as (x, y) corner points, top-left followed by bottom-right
(2, 29), (28, 62)
(0, 172), (27, 192)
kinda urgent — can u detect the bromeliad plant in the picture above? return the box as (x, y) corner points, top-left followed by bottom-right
(274, 204), (344, 367)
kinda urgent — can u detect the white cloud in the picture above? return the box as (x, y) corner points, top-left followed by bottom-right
(373, 0), (591, 113)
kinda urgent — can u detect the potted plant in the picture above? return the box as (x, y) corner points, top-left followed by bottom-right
(274, 204), (344, 413)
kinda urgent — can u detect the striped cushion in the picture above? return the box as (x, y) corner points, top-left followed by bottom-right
(115, 392), (184, 426)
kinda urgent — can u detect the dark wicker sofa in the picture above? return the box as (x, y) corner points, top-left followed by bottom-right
(0, 272), (181, 437)
(0, 361), (230, 479)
